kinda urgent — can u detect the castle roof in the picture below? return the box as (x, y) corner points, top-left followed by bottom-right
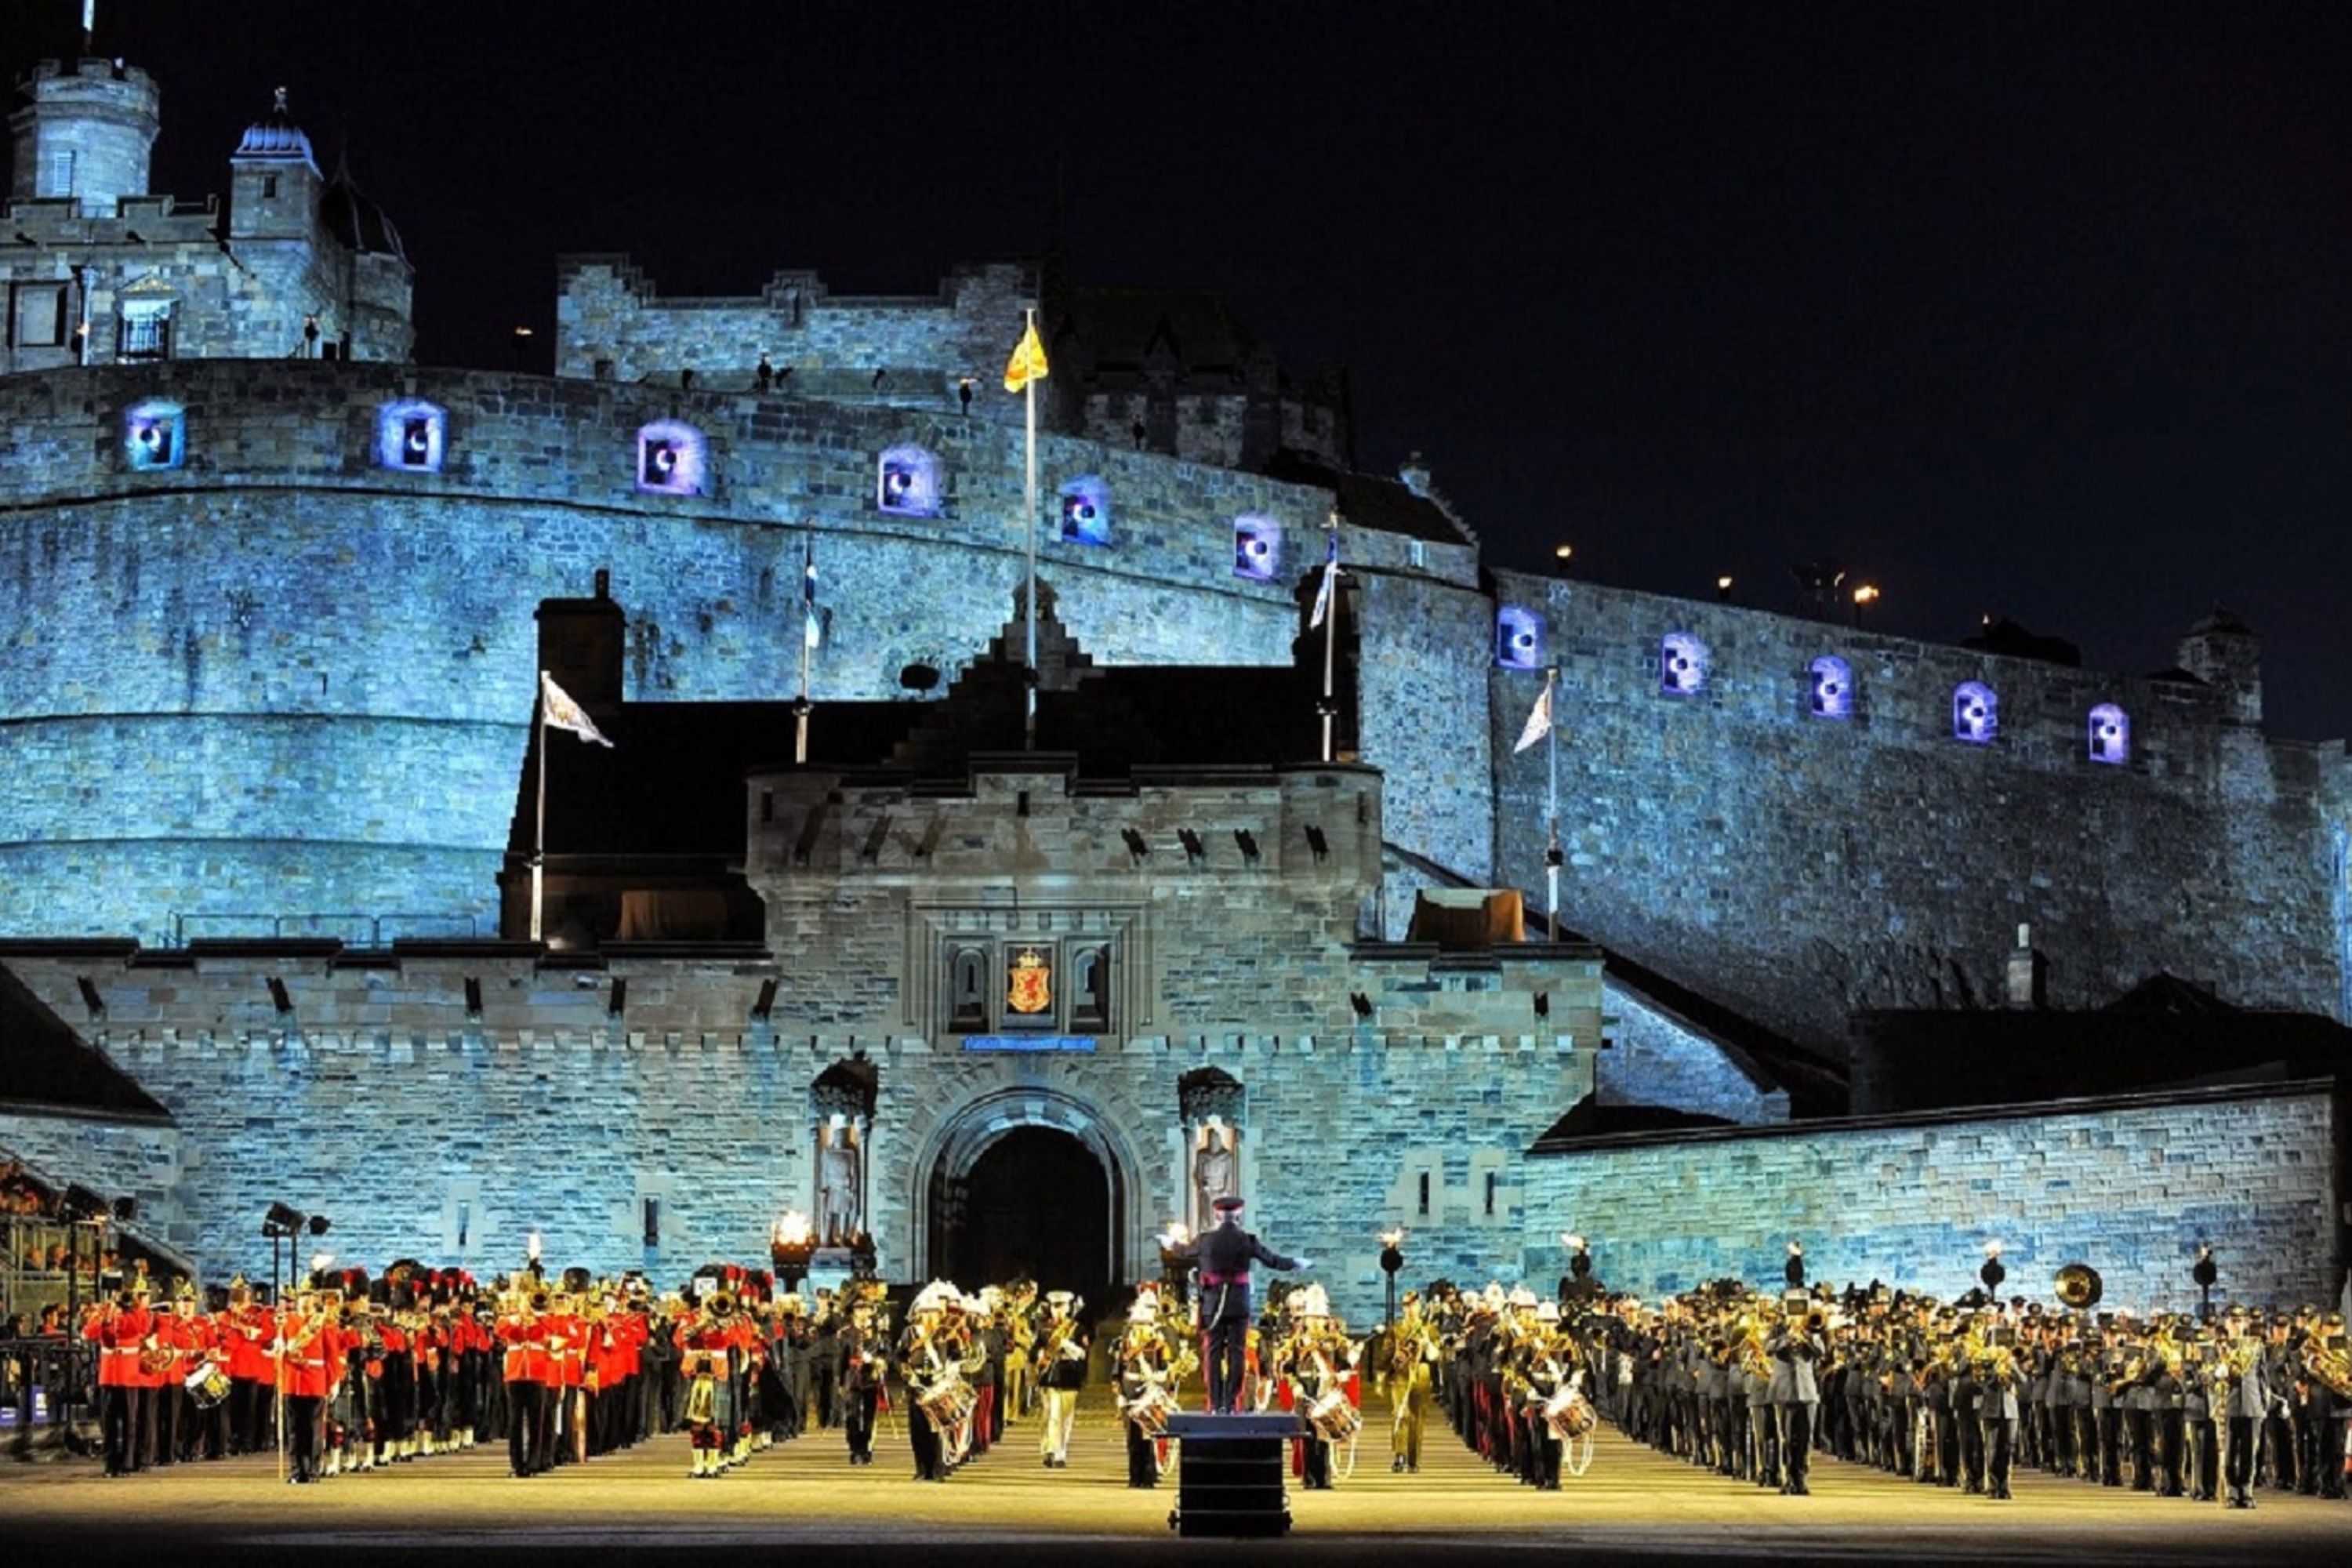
(1263, 449), (1472, 548)
(0, 954), (169, 1120)
(1852, 979), (2352, 1114)
(322, 156), (407, 262)
(234, 86), (315, 165)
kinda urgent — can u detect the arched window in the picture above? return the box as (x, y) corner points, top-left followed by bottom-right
(1807, 655), (1853, 719)
(2088, 702), (2130, 765)
(1953, 681), (1998, 744)
(948, 947), (989, 1033)
(635, 419), (706, 495)
(376, 398), (445, 472)
(123, 398), (184, 470)
(1660, 633), (1709, 695)
(1495, 608), (1544, 670)
(1058, 475), (1111, 545)
(876, 444), (941, 517)
(1232, 514), (1281, 580)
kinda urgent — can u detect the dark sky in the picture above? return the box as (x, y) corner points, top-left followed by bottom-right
(12, 2), (2350, 739)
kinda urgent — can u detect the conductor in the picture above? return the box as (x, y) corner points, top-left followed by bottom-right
(1184, 1193), (1308, 1414)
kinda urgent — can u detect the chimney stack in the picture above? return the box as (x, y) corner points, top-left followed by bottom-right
(2005, 922), (2048, 1008)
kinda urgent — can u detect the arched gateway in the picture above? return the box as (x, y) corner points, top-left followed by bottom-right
(911, 1088), (1152, 1305)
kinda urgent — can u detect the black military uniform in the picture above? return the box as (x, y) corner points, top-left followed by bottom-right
(1181, 1195), (1303, 1414)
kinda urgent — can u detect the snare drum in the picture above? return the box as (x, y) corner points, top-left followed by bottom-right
(1305, 1388), (1361, 1442)
(185, 1360), (232, 1408)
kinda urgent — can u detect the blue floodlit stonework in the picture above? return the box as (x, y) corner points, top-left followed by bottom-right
(1, 50), (2347, 1317)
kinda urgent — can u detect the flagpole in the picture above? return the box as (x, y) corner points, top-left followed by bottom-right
(531, 673), (546, 943)
(1543, 665), (1561, 942)
(1022, 306), (1040, 750)
(796, 528), (815, 765)
(1319, 511), (1340, 764)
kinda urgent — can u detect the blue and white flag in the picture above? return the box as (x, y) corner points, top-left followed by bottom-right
(1308, 528), (1341, 630)
(802, 536), (825, 650)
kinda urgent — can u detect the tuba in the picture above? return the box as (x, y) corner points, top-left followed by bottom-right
(2054, 1262), (2103, 1311)
(2303, 1335), (2352, 1399)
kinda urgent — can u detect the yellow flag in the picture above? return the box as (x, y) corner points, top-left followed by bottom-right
(1003, 320), (1049, 393)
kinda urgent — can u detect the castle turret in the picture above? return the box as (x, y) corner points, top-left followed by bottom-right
(227, 86), (321, 241)
(2176, 608), (2263, 726)
(8, 57), (160, 216)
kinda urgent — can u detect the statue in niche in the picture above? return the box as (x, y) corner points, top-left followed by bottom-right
(818, 1122), (863, 1245)
(1192, 1118), (1237, 1233)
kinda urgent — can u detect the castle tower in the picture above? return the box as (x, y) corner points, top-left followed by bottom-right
(227, 86), (321, 241)
(2176, 608), (2263, 726)
(7, 57), (161, 216)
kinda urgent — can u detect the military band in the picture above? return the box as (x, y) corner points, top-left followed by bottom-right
(41, 1239), (2352, 1519)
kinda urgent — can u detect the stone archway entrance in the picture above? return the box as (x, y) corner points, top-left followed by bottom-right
(937, 1127), (1111, 1304)
(914, 1088), (1144, 1305)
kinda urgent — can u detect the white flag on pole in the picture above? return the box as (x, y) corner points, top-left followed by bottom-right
(1308, 529), (1340, 630)
(539, 671), (613, 747)
(1512, 683), (1554, 754)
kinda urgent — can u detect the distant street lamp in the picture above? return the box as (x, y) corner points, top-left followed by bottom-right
(1158, 1221), (1192, 1305)
(1552, 544), (1574, 577)
(1851, 583), (1881, 627)
(2192, 1243), (2218, 1322)
(1379, 1228), (1406, 1327)
(1980, 1239), (2007, 1301)
(1715, 575), (1733, 603)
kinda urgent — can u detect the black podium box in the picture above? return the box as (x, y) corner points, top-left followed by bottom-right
(1163, 1413), (1299, 1537)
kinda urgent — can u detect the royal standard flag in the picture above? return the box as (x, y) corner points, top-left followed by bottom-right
(1512, 683), (1554, 754)
(1003, 320), (1050, 393)
(539, 671), (613, 748)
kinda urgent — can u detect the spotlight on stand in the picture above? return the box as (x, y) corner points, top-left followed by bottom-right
(1378, 1227), (1406, 1327)
(1785, 1240), (1806, 1289)
(67, 1184), (112, 1223)
(307, 1214), (330, 1236)
(2191, 1243), (2217, 1322)
(262, 1201), (307, 1237)
(1980, 1239), (2006, 1298)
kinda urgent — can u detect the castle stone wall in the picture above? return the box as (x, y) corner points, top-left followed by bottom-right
(2, 953), (1595, 1319)
(1489, 572), (2352, 1052)
(0, 362), (1335, 941)
(1525, 1083), (2345, 1311)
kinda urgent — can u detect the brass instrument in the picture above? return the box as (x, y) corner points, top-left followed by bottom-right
(2302, 1334), (2352, 1399)
(2054, 1261), (2103, 1310)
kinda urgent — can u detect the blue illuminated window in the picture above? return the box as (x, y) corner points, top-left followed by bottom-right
(1660, 633), (1708, 695)
(1808, 655), (1853, 719)
(877, 444), (940, 517)
(636, 419), (706, 495)
(2088, 702), (2129, 765)
(1496, 608), (1544, 670)
(1058, 475), (1111, 546)
(377, 398), (446, 473)
(123, 399), (184, 470)
(1953, 681), (1998, 744)
(1233, 514), (1281, 580)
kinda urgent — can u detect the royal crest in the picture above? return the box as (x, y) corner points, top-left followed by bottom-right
(1007, 947), (1051, 1014)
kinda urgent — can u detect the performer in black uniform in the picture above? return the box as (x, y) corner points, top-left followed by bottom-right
(1181, 1194), (1308, 1414)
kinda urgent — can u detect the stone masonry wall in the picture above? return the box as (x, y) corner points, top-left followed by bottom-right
(3, 953), (1595, 1319)
(1489, 571), (2352, 1053)
(1523, 1083), (2344, 1311)
(0, 361), (1337, 941)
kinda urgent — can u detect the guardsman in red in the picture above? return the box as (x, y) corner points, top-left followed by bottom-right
(498, 1286), (551, 1476)
(545, 1290), (587, 1465)
(220, 1277), (274, 1454)
(83, 1287), (150, 1474)
(274, 1287), (334, 1483)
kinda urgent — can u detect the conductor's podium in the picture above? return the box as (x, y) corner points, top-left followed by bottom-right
(1163, 1412), (1301, 1537)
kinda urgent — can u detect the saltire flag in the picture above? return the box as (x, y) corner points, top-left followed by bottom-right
(1512, 683), (1554, 754)
(539, 671), (612, 747)
(802, 536), (825, 650)
(1308, 528), (1341, 630)
(1003, 320), (1050, 393)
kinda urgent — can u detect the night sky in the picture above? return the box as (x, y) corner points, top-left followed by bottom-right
(10, 2), (2348, 739)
